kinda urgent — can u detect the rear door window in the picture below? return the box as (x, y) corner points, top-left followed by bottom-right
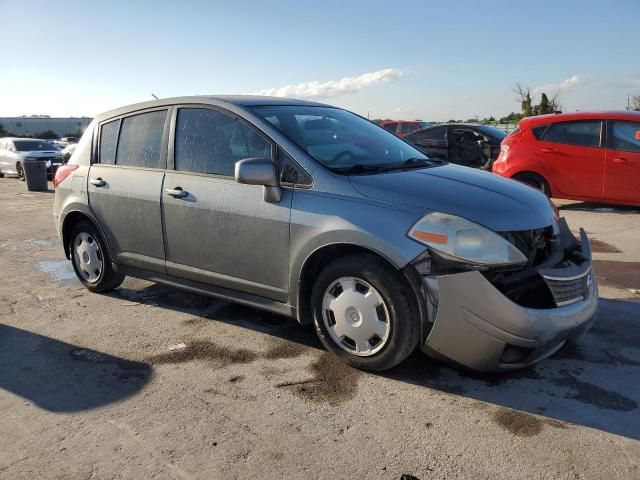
(99, 119), (120, 165)
(541, 121), (602, 148)
(400, 123), (416, 134)
(409, 126), (447, 142)
(116, 110), (167, 168)
(532, 125), (547, 139)
(174, 108), (272, 176)
(609, 121), (640, 153)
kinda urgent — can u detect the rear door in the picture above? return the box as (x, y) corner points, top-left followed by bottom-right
(88, 108), (169, 273)
(535, 120), (605, 199)
(382, 122), (399, 135)
(161, 106), (292, 301)
(405, 126), (448, 159)
(604, 120), (640, 204)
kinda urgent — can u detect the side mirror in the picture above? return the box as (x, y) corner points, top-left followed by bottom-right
(235, 157), (282, 203)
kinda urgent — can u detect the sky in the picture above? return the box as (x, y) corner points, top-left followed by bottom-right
(1, 0), (639, 121)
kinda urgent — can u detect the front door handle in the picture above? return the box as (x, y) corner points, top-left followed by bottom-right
(540, 147), (557, 153)
(90, 178), (106, 187)
(165, 187), (188, 198)
(612, 157), (631, 165)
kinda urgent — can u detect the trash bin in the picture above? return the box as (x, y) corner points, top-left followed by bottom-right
(23, 159), (49, 191)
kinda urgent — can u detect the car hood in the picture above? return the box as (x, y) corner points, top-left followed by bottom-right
(349, 164), (556, 231)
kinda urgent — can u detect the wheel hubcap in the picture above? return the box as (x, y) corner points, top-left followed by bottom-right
(322, 277), (391, 357)
(73, 232), (103, 283)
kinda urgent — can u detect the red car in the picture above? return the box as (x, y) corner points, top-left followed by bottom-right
(380, 120), (432, 137)
(492, 111), (640, 206)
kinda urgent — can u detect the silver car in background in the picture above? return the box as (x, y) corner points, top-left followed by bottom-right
(52, 96), (597, 372)
(0, 137), (64, 180)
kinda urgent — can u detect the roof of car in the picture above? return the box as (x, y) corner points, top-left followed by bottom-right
(521, 110), (640, 127)
(94, 95), (333, 123)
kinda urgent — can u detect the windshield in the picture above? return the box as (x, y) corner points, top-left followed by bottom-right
(252, 106), (435, 173)
(476, 125), (507, 140)
(14, 140), (58, 152)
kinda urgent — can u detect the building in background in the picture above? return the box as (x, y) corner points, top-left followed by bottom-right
(0, 117), (92, 138)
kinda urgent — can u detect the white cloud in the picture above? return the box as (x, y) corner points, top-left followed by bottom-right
(250, 68), (405, 99)
(534, 74), (588, 94)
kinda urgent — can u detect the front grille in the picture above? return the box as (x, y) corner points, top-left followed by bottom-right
(541, 270), (591, 306)
(485, 220), (591, 309)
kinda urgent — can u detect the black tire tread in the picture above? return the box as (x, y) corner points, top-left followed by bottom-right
(69, 221), (124, 293)
(311, 253), (420, 372)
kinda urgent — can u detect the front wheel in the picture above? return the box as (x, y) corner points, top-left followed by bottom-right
(70, 221), (124, 292)
(311, 254), (420, 371)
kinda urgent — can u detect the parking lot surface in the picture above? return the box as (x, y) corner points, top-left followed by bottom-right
(0, 177), (639, 480)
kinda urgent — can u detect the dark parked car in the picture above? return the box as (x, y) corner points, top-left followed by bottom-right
(405, 124), (507, 169)
(380, 120), (432, 137)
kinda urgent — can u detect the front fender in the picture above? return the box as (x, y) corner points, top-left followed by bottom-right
(288, 190), (426, 310)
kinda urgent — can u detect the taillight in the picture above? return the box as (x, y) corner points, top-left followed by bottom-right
(53, 164), (79, 188)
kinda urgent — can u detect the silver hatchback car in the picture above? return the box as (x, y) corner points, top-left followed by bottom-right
(53, 96), (598, 372)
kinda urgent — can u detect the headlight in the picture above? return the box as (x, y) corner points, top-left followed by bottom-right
(408, 212), (527, 268)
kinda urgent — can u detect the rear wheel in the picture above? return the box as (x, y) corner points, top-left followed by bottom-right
(513, 172), (550, 197)
(16, 162), (25, 181)
(311, 254), (420, 371)
(70, 221), (124, 292)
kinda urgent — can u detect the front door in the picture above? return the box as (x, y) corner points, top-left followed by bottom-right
(604, 120), (640, 204)
(88, 109), (169, 273)
(162, 106), (292, 302)
(535, 120), (605, 200)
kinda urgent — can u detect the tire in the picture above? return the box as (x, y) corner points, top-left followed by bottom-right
(513, 172), (550, 197)
(16, 162), (25, 181)
(311, 253), (420, 372)
(69, 221), (124, 293)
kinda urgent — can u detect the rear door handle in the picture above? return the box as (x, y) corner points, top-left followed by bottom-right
(90, 178), (106, 187)
(540, 147), (556, 153)
(612, 157), (631, 165)
(165, 187), (188, 198)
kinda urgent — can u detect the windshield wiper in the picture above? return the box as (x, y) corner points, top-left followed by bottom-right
(331, 164), (392, 174)
(404, 157), (445, 166)
(383, 157), (446, 171)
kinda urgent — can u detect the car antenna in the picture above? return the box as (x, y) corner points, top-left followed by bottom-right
(151, 93), (159, 100)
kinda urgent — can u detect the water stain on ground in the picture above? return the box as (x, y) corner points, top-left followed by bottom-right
(551, 372), (638, 412)
(467, 365), (543, 387)
(263, 339), (308, 360)
(492, 409), (568, 437)
(592, 260), (640, 290)
(144, 339), (257, 367)
(38, 260), (78, 286)
(0, 297), (15, 316)
(286, 352), (363, 405)
(589, 239), (622, 253)
(552, 341), (640, 366)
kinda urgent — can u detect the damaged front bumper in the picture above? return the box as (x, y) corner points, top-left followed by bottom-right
(420, 226), (598, 372)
